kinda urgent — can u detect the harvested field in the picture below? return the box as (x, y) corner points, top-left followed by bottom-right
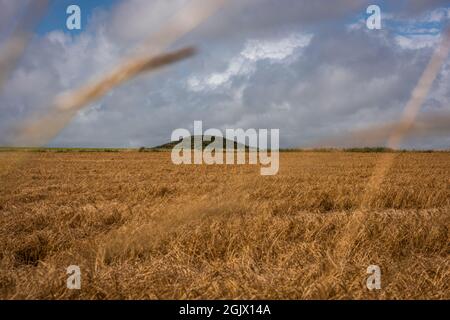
(0, 151), (448, 299)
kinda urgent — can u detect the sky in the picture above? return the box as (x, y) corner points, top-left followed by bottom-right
(36, 0), (118, 35)
(0, 0), (450, 149)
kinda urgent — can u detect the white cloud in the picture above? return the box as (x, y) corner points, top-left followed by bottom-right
(241, 34), (312, 61)
(187, 56), (253, 91)
(187, 33), (312, 91)
(395, 34), (441, 50)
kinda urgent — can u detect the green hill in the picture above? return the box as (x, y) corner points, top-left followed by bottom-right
(141, 136), (254, 151)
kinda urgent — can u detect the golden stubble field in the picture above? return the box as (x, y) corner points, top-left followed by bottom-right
(0, 151), (448, 299)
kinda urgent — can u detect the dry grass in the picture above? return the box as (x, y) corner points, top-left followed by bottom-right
(0, 151), (448, 299)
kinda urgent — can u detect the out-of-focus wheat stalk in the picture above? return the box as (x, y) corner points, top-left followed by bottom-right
(136, 0), (227, 55)
(333, 27), (450, 264)
(314, 111), (450, 148)
(0, 0), (225, 188)
(0, 0), (49, 90)
(13, 47), (196, 146)
(361, 26), (450, 208)
(7, 0), (226, 147)
(0, 1), (49, 181)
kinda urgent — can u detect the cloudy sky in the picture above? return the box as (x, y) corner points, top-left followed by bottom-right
(1, 0), (450, 149)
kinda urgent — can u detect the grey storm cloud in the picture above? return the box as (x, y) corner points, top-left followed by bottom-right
(0, 0), (449, 149)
